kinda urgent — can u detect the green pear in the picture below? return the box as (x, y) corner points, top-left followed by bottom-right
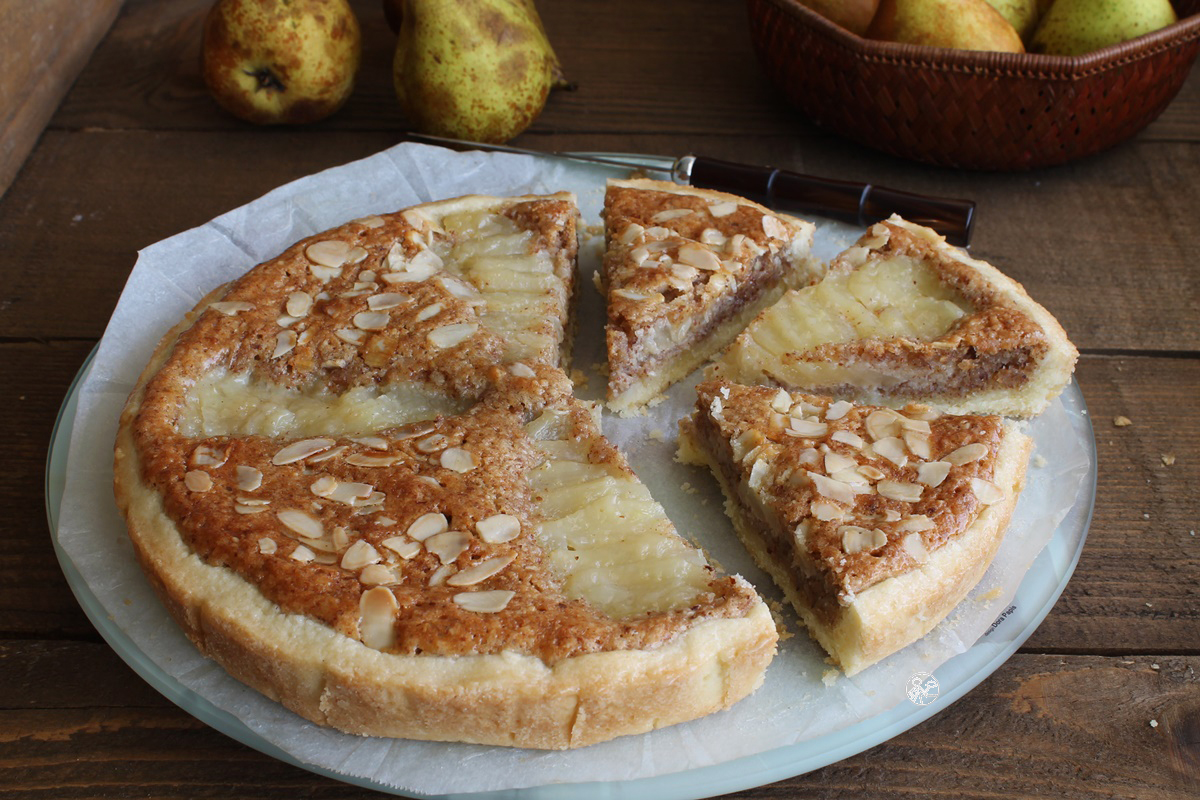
(983, 0), (1040, 40)
(868, 0), (1025, 52)
(393, 0), (562, 143)
(1030, 0), (1177, 55)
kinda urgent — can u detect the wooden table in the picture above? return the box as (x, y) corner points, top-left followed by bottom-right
(4, 0), (1199, 796)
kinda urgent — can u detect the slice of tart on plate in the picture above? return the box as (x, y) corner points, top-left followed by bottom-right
(709, 216), (1078, 418)
(114, 192), (776, 750)
(679, 380), (1032, 676)
(601, 178), (822, 416)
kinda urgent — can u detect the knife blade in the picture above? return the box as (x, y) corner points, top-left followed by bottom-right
(406, 133), (976, 247)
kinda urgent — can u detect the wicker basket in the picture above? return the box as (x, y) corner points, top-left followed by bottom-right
(746, 0), (1200, 169)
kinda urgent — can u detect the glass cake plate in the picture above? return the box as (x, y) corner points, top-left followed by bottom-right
(46, 147), (1097, 799)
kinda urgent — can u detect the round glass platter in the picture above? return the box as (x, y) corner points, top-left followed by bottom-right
(46, 148), (1097, 799)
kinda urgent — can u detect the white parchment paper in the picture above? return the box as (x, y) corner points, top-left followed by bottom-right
(55, 142), (1091, 795)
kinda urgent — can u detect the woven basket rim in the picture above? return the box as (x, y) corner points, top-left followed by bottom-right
(763, 0), (1200, 79)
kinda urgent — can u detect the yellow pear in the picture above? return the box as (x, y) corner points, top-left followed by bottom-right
(798, 0), (882, 35)
(983, 0), (1040, 40)
(868, 0), (1025, 52)
(393, 0), (563, 143)
(1030, 0), (1177, 55)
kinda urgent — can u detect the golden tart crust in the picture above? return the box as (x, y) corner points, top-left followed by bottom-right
(115, 192), (777, 750)
(602, 179), (820, 414)
(679, 380), (1032, 675)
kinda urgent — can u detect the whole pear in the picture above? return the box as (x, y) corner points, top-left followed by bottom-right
(797, 0), (882, 35)
(868, 0), (1025, 52)
(983, 0), (1040, 40)
(393, 0), (562, 143)
(1030, 0), (1177, 55)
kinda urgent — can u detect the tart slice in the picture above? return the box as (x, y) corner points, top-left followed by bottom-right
(709, 215), (1078, 417)
(679, 380), (1032, 675)
(602, 178), (821, 415)
(115, 193), (776, 750)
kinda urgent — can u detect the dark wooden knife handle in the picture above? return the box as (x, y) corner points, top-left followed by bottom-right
(688, 157), (976, 247)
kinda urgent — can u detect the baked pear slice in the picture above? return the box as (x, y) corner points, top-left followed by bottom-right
(709, 215), (1078, 418)
(679, 380), (1032, 675)
(601, 178), (821, 415)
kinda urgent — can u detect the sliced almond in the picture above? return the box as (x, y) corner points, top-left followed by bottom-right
(277, 509), (325, 539)
(308, 445), (348, 463)
(447, 554), (515, 586)
(335, 328), (367, 345)
(650, 208), (695, 223)
(677, 242), (723, 271)
(344, 453), (400, 467)
(865, 409), (903, 441)
(290, 544), (316, 563)
(380, 536), (421, 559)
(618, 222), (644, 246)
(272, 330), (297, 359)
(368, 292), (408, 311)
(873, 437), (909, 468)
(970, 477), (1004, 505)
(285, 291), (312, 318)
(272, 438), (335, 465)
(856, 464), (887, 482)
(236, 465), (263, 492)
(700, 227), (726, 246)
(309, 475), (339, 497)
(831, 429), (865, 449)
(428, 323), (477, 349)
(183, 470), (212, 492)
(328, 481), (376, 505)
(811, 499), (845, 522)
(761, 214), (789, 239)
(341, 540), (381, 571)
(349, 435), (389, 450)
(898, 514), (935, 532)
(359, 586), (398, 650)
(235, 503), (271, 515)
(841, 525), (887, 554)
(440, 447), (477, 473)
(917, 460), (952, 488)
(901, 533), (929, 563)
(904, 430), (933, 460)
(407, 512), (449, 541)
(877, 480), (924, 503)
(787, 418), (829, 438)
(509, 362), (536, 378)
(332, 525), (352, 551)
(429, 564), (455, 586)
(190, 445), (227, 468)
(425, 530), (470, 564)
(453, 590), (515, 613)
(807, 471), (856, 505)
(257, 537), (277, 555)
(476, 513), (521, 543)
(416, 302), (443, 322)
(210, 300), (254, 316)
(825, 400), (854, 421)
(946, 443), (989, 466)
(707, 201), (738, 217)
(771, 389), (793, 414)
(824, 451), (858, 475)
(359, 564), (401, 586)
(306, 240), (358, 268)
(415, 433), (448, 454)
(353, 311), (390, 331)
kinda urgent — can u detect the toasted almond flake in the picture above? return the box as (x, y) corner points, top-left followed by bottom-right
(788, 418), (829, 438)
(509, 362), (536, 378)
(272, 437), (335, 465)
(236, 496), (270, 506)
(332, 526), (352, 551)
(367, 293), (408, 311)
(878, 480), (923, 503)
(381, 536), (421, 559)
(348, 435), (389, 450)
(770, 389), (793, 413)
(297, 329), (313, 346)
(453, 590), (515, 613)
(856, 464), (887, 482)
(865, 410), (902, 441)
(190, 445), (226, 468)
(651, 208), (695, 223)
(902, 533), (928, 563)
(357, 490), (386, 509)
(823, 451), (858, 475)
(416, 302), (443, 322)
(359, 564), (400, 586)
(354, 311), (390, 331)
(629, 245), (650, 266)
(355, 214), (385, 228)
(429, 564), (455, 586)
(830, 467), (869, 486)
(448, 554), (516, 587)
(899, 515), (935, 532)
(407, 512), (449, 541)
(285, 291), (312, 318)
(1113, 415), (1133, 427)
(310, 263), (341, 282)
(376, 516), (397, 526)
(290, 544), (316, 563)
(236, 465), (263, 492)
(918, 460), (952, 487)
(613, 288), (650, 301)
(210, 300), (254, 316)
(440, 447), (477, 473)
(825, 400), (854, 421)
(306, 240), (354, 268)
(438, 275), (481, 299)
(344, 453), (400, 467)
(272, 330), (297, 359)
(970, 477), (1004, 505)
(310, 475), (339, 497)
(808, 470), (856, 505)
(883, 509), (902, 522)
(359, 586), (397, 649)
(184, 470), (212, 492)
(831, 430), (865, 449)
(426, 530), (470, 564)
(415, 433), (448, 453)
(761, 214), (789, 239)
(873, 437), (909, 468)
(329, 481), (375, 505)
(235, 503), (271, 515)
(618, 222), (644, 245)
(643, 226), (671, 239)
(277, 509), (324, 539)
(474, 513), (521, 543)
(335, 328), (367, 345)
(677, 242), (723, 271)
(811, 499), (845, 522)
(841, 525), (887, 554)
(308, 444), (348, 463)
(708, 201), (738, 217)
(1162, 453), (1176, 466)
(701, 227), (726, 245)
(428, 323), (478, 349)
(945, 443), (988, 465)
(341, 540), (381, 570)
(904, 430), (933, 460)
(257, 537), (277, 555)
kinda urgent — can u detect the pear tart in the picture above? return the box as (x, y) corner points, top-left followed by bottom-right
(710, 216), (1078, 418)
(115, 192), (776, 750)
(679, 380), (1032, 675)
(602, 178), (820, 415)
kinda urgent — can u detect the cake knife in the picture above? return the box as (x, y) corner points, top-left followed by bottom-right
(406, 133), (976, 247)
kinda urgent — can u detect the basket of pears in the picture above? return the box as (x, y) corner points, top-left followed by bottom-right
(746, 0), (1200, 169)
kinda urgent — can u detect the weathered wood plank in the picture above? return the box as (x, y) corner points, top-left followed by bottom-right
(1, 643), (1196, 798)
(1, 127), (1198, 349)
(0, 0), (123, 199)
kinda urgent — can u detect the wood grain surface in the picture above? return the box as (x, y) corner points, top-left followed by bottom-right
(3, 0), (1198, 797)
